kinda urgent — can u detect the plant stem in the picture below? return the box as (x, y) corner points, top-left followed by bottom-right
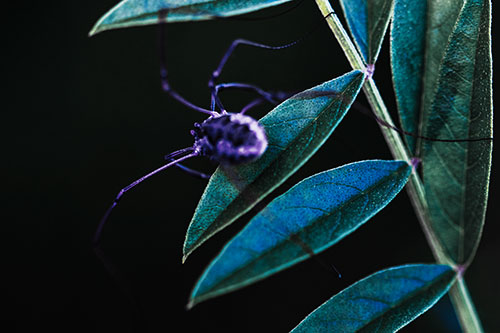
(313, 0), (483, 331)
(314, 0), (448, 264)
(449, 277), (484, 332)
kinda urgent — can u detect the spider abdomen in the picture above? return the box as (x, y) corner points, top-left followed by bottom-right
(193, 113), (267, 164)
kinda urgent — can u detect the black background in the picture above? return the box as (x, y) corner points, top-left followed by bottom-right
(6, 1), (499, 332)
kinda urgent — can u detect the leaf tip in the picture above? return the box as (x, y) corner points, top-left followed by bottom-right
(182, 244), (194, 263)
(88, 23), (103, 37)
(183, 238), (203, 263)
(186, 299), (196, 310)
(182, 239), (201, 263)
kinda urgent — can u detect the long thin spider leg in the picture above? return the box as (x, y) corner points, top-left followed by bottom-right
(353, 101), (494, 144)
(209, 38), (301, 89)
(289, 234), (342, 278)
(240, 98), (265, 114)
(158, 18), (215, 116)
(93, 149), (199, 245)
(164, 147), (195, 160)
(208, 39), (300, 110)
(166, 158), (212, 179)
(260, 222), (341, 278)
(212, 85), (296, 114)
(164, 147), (212, 179)
(208, 12), (335, 110)
(212, 82), (283, 111)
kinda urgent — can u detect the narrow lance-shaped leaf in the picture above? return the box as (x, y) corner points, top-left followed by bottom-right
(89, 0), (294, 36)
(391, 0), (464, 154)
(291, 264), (457, 332)
(189, 160), (412, 307)
(340, 0), (395, 65)
(421, 0), (492, 265)
(183, 71), (365, 261)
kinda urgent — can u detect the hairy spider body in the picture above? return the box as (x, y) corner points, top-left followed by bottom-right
(192, 113), (267, 165)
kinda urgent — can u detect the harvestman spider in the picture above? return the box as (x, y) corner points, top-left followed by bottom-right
(92, 13), (321, 246)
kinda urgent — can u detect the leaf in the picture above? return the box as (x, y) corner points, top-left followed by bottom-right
(291, 264), (457, 332)
(89, 0), (293, 35)
(183, 71), (365, 261)
(339, 0), (395, 65)
(420, 0), (492, 265)
(390, 0), (464, 155)
(188, 160), (412, 307)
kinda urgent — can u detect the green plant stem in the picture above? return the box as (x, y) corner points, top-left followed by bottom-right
(313, 0), (483, 331)
(449, 277), (484, 332)
(313, 0), (447, 264)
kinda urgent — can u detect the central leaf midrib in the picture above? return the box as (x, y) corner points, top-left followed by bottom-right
(366, 0), (393, 64)
(458, 17), (479, 264)
(461, 0), (488, 263)
(418, 1), (464, 153)
(355, 271), (456, 330)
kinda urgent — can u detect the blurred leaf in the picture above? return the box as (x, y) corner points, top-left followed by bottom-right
(188, 160), (412, 306)
(391, 0), (464, 154)
(421, 0), (492, 265)
(291, 264), (456, 332)
(89, 0), (294, 35)
(340, 0), (394, 64)
(183, 71), (365, 261)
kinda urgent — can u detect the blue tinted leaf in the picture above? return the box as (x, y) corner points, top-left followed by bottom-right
(391, 0), (464, 154)
(291, 264), (456, 332)
(421, 0), (492, 265)
(189, 160), (411, 306)
(340, 0), (394, 64)
(89, 0), (293, 35)
(183, 71), (365, 261)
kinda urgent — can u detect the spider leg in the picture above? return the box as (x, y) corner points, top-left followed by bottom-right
(240, 98), (265, 114)
(207, 11), (337, 112)
(208, 38), (302, 111)
(209, 38), (301, 90)
(158, 22), (215, 116)
(163, 147), (212, 179)
(165, 158), (212, 180)
(211, 82), (295, 111)
(93, 148), (199, 245)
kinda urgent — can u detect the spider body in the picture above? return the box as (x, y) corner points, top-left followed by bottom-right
(192, 113), (268, 165)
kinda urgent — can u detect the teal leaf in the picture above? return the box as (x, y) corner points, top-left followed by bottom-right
(89, 0), (293, 36)
(189, 160), (412, 307)
(340, 0), (395, 64)
(291, 264), (457, 332)
(183, 71), (365, 261)
(421, 0), (492, 265)
(391, 0), (464, 154)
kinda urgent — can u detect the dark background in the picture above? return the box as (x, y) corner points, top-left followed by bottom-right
(6, 1), (498, 332)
